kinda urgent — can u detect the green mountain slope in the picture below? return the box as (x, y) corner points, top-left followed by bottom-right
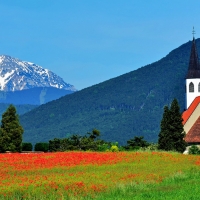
(20, 39), (197, 144)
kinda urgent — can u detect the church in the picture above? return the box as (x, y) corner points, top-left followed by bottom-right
(182, 34), (200, 144)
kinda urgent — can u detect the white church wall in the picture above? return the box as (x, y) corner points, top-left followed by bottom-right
(186, 79), (200, 109)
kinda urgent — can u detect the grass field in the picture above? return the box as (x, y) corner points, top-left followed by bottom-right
(0, 151), (200, 199)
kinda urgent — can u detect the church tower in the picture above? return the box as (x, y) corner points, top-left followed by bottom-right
(185, 31), (200, 109)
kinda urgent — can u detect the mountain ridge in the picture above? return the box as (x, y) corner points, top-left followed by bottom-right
(0, 55), (77, 92)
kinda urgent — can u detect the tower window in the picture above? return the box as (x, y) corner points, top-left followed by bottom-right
(198, 83), (200, 92)
(189, 82), (194, 92)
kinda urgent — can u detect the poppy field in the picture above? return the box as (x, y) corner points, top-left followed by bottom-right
(1, 151), (200, 199)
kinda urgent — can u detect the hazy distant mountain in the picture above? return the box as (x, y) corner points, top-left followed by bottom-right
(0, 55), (77, 92)
(0, 87), (75, 105)
(20, 39), (196, 144)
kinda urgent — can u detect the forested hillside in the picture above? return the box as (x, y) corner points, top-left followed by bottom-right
(20, 39), (198, 144)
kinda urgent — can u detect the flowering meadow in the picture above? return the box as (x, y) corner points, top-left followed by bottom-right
(1, 152), (200, 199)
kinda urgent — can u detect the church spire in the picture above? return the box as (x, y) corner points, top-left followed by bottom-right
(186, 27), (200, 78)
(192, 26), (195, 39)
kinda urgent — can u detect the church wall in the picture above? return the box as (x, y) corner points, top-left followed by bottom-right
(186, 79), (200, 109)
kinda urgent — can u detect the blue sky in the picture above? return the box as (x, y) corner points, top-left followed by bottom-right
(0, 1), (199, 90)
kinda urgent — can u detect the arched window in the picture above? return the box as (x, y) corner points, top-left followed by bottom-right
(189, 82), (194, 92)
(198, 83), (200, 92)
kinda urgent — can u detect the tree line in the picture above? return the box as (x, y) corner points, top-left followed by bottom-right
(22, 133), (152, 152)
(0, 104), (153, 152)
(0, 99), (188, 153)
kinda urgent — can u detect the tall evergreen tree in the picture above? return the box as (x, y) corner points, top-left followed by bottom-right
(169, 99), (187, 152)
(158, 105), (171, 150)
(0, 105), (24, 152)
(158, 99), (186, 152)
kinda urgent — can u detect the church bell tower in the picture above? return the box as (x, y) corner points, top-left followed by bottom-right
(185, 28), (200, 109)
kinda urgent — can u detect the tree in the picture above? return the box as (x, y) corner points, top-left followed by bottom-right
(170, 99), (187, 152)
(126, 136), (149, 150)
(158, 99), (186, 152)
(158, 106), (171, 150)
(34, 143), (49, 152)
(0, 105), (24, 152)
(22, 143), (33, 151)
(87, 129), (100, 140)
(49, 138), (61, 152)
(48, 129), (108, 152)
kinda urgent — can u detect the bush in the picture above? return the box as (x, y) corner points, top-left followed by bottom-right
(22, 143), (33, 151)
(118, 146), (125, 151)
(144, 143), (158, 151)
(189, 145), (200, 155)
(34, 143), (49, 152)
(110, 145), (119, 152)
(98, 143), (109, 152)
(126, 136), (149, 150)
(49, 138), (61, 152)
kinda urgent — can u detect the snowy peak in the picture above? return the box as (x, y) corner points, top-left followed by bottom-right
(0, 55), (77, 92)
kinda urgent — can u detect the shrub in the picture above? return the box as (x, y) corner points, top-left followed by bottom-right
(110, 145), (119, 152)
(98, 143), (109, 152)
(49, 138), (61, 152)
(22, 143), (33, 151)
(189, 145), (200, 155)
(34, 143), (49, 152)
(145, 143), (158, 151)
(126, 136), (149, 150)
(118, 146), (125, 151)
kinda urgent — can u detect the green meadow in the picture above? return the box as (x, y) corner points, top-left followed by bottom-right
(0, 151), (199, 200)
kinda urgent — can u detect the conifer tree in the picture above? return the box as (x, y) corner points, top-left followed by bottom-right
(158, 105), (172, 150)
(0, 105), (24, 152)
(158, 99), (186, 152)
(169, 98), (186, 152)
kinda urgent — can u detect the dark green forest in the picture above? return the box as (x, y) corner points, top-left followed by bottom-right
(20, 39), (199, 145)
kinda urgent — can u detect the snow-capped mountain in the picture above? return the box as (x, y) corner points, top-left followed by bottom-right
(0, 55), (77, 92)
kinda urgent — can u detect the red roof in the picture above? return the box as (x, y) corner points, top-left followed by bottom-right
(182, 96), (200, 125)
(185, 116), (200, 143)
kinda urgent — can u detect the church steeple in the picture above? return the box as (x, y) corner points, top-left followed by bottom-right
(185, 28), (200, 109)
(186, 29), (200, 78)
